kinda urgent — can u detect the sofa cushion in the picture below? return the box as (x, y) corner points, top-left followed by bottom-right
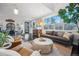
(57, 31), (64, 37)
(46, 31), (53, 35)
(52, 31), (58, 36)
(42, 34), (70, 41)
(63, 32), (71, 40)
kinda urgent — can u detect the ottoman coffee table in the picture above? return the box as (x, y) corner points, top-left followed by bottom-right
(32, 37), (53, 54)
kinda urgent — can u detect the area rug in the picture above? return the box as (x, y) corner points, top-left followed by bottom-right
(41, 45), (62, 56)
(22, 41), (63, 56)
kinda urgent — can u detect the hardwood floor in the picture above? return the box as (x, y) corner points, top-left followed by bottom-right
(54, 43), (72, 56)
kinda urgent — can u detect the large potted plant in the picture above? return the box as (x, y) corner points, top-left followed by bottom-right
(58, 3), (79, 32)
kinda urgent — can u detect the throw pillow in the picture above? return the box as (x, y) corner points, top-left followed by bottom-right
(31, 50), (41, 56)
(63, 32), (71, 40)
(18, 47), (33, 56)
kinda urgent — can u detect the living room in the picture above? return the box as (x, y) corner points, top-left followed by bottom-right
(0, 3), (79, 56)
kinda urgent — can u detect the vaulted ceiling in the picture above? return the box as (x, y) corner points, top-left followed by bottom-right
(0, 3), (66, 24)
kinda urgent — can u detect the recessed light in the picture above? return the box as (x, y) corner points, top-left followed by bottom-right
(14, 8), (18, 15)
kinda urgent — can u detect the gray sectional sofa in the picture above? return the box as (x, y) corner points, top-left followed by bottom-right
(41, 31), (74, 46)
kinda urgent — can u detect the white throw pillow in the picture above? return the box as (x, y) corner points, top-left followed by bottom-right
(30, 50), (41, 56)
(63, 32), (71, 40)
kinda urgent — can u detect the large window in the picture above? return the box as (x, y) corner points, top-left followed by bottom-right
(32, 15), (78, 32)
(43, 15), (78, 31)
(44, 24), (55, 30)
(64, 23), (77, 30)
(55, 23), (63, 30)
(49, 24), (55, 29)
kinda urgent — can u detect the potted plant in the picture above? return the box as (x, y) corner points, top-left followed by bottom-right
(0, 32), (8, 47)
(58, 3), (79, 33)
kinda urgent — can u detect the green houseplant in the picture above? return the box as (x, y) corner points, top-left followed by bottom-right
(58, 3), (79, 32)
(0, 32), (8, 47)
